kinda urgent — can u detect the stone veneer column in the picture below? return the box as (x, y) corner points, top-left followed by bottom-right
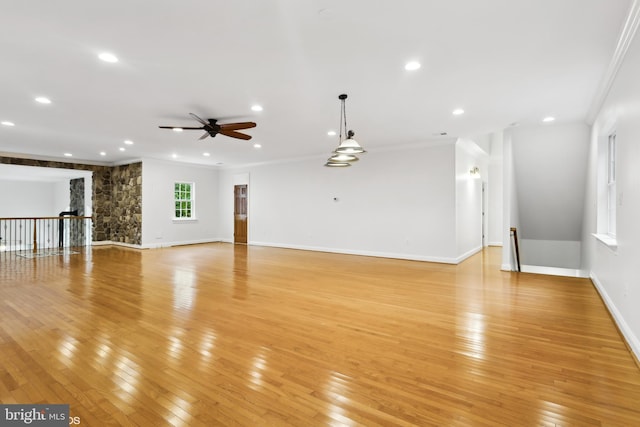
(111, 163), (142, 245)
(69, 178), (85, 246)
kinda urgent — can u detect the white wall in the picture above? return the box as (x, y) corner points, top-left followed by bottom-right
(0, 180), (59, 216)
(512, 123), (590, 241)
(141, 158), (220, 247)
(488, 132), (504, 246)
(520, 239), (581, 269)
(455, 139), (487, 260)
(53, 181), (71, 214)
(219, 142), (461, 262)
(502, 129), (520, 270)
(583, 23), (640, 360)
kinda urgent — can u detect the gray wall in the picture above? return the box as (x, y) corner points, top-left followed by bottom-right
(511, 123), (589, 268)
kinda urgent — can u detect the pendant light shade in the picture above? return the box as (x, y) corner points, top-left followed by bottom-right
(334, 130), (366, 154)
(328, 153), (359, 162)
(324, 160), (351, 167)
(324, 94), (365, 167)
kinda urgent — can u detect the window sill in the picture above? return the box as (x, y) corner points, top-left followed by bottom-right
(172, 218), (198, 223)
(593, 233), (617, 250)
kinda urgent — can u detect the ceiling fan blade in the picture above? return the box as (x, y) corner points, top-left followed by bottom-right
(219, 122), (257, 131)
(159, 126), (204, 130)
(199, 132), (210, 140)
(220, 129), (252, 140)
(189, 113), (209, 126)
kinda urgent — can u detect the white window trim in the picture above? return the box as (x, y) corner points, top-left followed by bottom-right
(606, 133), (616, 239)
(592, 233), (618, 251)
(594, 129), (617, 251)
(173, 181), (196, 221)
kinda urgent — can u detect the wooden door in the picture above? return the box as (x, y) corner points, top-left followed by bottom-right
(234, 185), (248, 244)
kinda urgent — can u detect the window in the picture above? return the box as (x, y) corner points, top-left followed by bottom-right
(174, 182), (195, 219)
(607, 133), (616, 237)
(594, 128), (617, 249)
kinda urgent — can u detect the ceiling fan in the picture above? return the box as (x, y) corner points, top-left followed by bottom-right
(159, 113), (256, 140)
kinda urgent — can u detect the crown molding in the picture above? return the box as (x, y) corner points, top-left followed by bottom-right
(587, 0), (640, 123)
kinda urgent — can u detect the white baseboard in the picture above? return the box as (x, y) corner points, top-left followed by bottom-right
(92, 240), (143, 249)
(590, 272), (640, 363)
(521, 265), (589, 278)
(93, 239), (485, 266)
(455, 246), (482, 264)
(488, 242), (503, 247)
(141, 237), (222, 249)
(93, 238), (222, 249)
(248, 241), (460, 264)
(501, 263), (514, 271)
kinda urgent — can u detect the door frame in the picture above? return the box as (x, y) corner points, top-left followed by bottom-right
(233, 184), (248, 244)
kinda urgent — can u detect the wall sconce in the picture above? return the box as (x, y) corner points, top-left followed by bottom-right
(469, 166), (481, 179)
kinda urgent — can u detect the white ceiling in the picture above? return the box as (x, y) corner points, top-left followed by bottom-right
(0, 0), (633, 168)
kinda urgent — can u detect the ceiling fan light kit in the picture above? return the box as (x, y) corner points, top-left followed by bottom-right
(324, 94), (366, 167)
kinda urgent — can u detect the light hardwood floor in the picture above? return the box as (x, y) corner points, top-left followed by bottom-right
(1, 244), (639, 426)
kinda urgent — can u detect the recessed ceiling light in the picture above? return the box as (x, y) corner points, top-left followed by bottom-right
(64, 153), (73, 157)
(98, 52), (118, 63)
(327, 130), (337, 136)
(543, 116), (555, 122)
(100, 151), (106, 156)
(172, 128), (183, 132)
(253, 143), (262, 148)
(452, 108), (465, 116)
(203, 152), (210, 157)
(35, 97), (51, 104)
(405, 61), (421, 71)
(124, 140), (133, 145)
(119, 147), (125, 152)
(251, 105), (263, 112)
(1, 121), (15, 126)
(172, 153), (178, 159)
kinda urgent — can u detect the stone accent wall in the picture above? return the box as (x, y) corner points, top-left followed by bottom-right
(0, 157), (142, 245)
(93, 167), (112, 241)
(111, 163), (142, 245)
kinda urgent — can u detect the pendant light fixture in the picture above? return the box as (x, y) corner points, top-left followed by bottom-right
(324, 94), (366, 167)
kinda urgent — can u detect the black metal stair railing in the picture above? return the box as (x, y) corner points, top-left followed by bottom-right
(0, 216), (93, 256)
(510, 227), (521, 272)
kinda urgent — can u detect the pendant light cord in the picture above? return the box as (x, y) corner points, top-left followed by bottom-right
(338, 94), (348, 142)
(339, 98), (345, 142)
(343, 98), (348, 138)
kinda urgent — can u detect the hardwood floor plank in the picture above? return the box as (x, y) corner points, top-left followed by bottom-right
(1, 244), (639, 425)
